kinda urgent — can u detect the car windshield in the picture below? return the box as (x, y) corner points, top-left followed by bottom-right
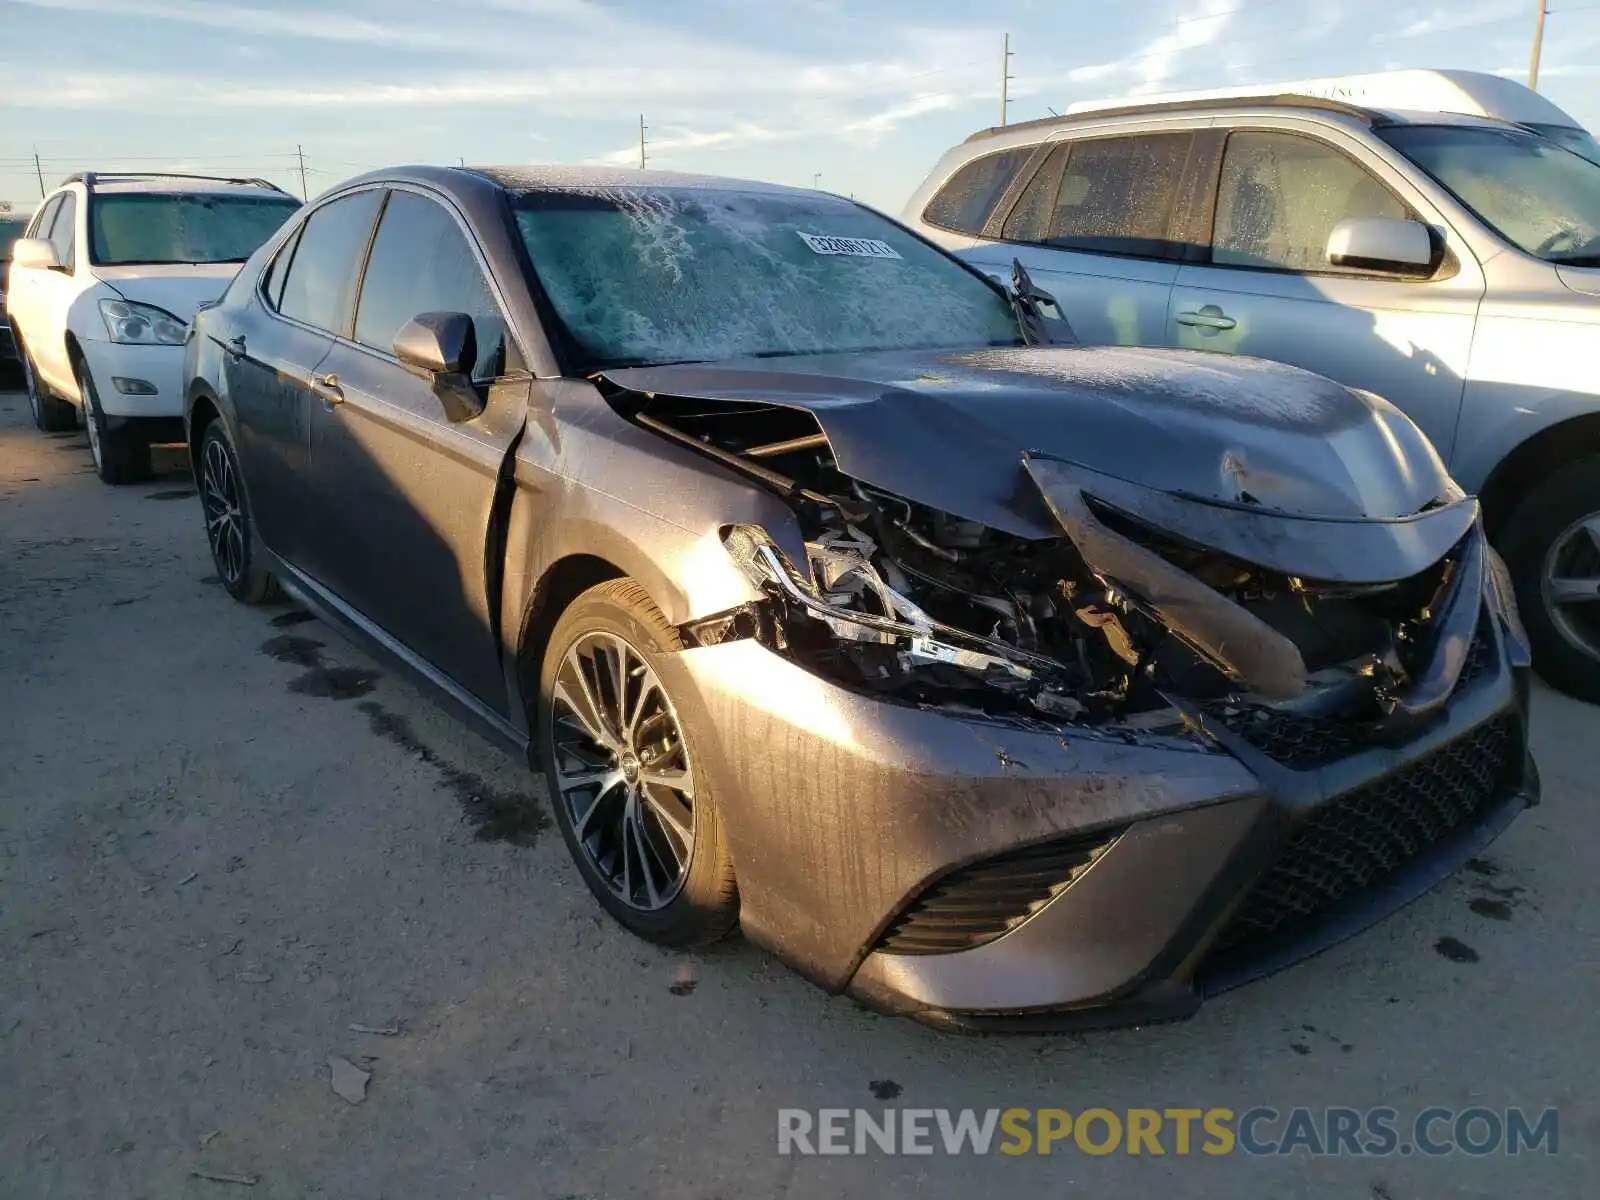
(90, 192), (301, 266)
(1381, 124), (1600, 265)
(511, 187), (1021, 369)
(1527, 122), (1600, 167)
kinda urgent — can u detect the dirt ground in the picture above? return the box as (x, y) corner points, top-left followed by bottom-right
(0, 389), (1595, 1198)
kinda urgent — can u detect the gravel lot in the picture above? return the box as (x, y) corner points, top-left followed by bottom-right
(0, 389), (1595, 1198)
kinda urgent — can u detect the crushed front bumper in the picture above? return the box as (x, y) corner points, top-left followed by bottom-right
(673, 611), (1535, 1030)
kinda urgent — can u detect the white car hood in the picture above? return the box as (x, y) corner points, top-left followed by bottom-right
(94, 263), (241, 322)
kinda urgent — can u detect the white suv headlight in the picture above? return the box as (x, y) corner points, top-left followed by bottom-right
(98, 298), (187, 346)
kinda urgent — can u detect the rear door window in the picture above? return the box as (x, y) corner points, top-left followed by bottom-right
(275, 189), (384, 335)
(1211, 131), (1409, 272)
(922, 148), (1031, 235)
(48, 193), (76, 270)
(28, 195), (62, 242)
(261, 226), (300, 311)
(352, 190), (508, 380)
(1002, 134), (1192, 258)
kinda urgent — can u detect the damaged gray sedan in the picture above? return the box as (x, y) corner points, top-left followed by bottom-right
(184, 166), (1538, 1029)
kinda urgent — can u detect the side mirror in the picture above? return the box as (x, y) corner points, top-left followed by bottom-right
(12, 237), (63, 271)
(1326, 217), (1435, 275)
(393, 311), (483, 422)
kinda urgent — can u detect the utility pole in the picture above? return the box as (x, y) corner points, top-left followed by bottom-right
(812, 172), (821, 190)
(295, 144), (308, 200)
(1529, 1), (1548, 91)
(1000, 32), (1014, 126)
(639, 115), (647, 169)
(33, 148), (45, 197)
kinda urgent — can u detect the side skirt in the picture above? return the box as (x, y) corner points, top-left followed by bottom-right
(269, 556), (529, 761)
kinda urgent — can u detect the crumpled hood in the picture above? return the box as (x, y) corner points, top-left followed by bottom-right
(602, 345), (1460, 540)
(94, 263), (241, 322)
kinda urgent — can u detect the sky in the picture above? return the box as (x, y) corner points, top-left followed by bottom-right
(2, 0), (1598, 213)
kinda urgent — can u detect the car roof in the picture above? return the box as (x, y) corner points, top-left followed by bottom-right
(471, 164), (816, 197)
(52, 173), (297, 200)
(961, 69), (1582, 148)
(1065, 68), (1585, 130)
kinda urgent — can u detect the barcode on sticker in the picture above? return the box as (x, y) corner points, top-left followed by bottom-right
(797, 232), (903, 259)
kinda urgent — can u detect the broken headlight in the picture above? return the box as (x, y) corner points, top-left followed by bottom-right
(719, 523), (1087, 717)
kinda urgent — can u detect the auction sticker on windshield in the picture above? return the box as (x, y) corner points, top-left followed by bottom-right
(797, 232), (903, 259)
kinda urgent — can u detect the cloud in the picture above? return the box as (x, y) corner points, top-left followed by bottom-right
(7, 0), (461, 48)
(590, 122), (787, 166)
(1130, 0), (1242, 95)
(841, 93), (960, 138)
(1396, 3), (1521, 40)
(585, 91), (961, 166)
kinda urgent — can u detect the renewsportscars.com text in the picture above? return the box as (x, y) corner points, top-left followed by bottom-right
(777, 1106), (1559, 1157)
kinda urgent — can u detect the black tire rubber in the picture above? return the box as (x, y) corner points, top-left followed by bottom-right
(77, 360), (151, 484)
(19, 337), (76, 433)
(1499, 457), (1600, 704)
(198, 420), (280, 605)
(538, 577), (739, 947)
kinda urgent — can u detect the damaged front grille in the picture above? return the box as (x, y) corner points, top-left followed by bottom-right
(1209, 713), (1518, 959)
(1201, 703), (1363, 769)
(1203, 608), (1499, 770)
(874, 831), (1122, 955)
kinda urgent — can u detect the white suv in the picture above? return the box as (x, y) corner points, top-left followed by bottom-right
(6, 173), (300, 483)
(905, 70), (1600, 702)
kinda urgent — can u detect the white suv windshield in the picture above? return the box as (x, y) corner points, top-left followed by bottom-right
(90, 192), (301, 265)
(512, 188), (1021, 369)
(1382, 124), (1600, 265)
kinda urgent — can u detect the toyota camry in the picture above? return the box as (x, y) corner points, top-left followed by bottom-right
(182, 166), (1538, 1029)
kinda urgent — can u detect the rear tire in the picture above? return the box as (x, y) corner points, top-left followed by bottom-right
(538, 578), (739, 947)
(20, 338), (76, 433)
(1499, 457), (1600, 704)
(198, 420), (279, 604)
(77, 360), (150, 484)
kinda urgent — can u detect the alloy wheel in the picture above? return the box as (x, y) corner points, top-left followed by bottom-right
(1543, 511), (1600, 662)
(200, 436), (246, 587)
(549, 631), (696, 911)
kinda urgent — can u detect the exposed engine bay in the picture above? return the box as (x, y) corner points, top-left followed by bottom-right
(608, 387), (1499, 735)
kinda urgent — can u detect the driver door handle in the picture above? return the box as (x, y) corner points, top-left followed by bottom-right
(313, 372), (344, 406)
(1176, 305), (1237, 331)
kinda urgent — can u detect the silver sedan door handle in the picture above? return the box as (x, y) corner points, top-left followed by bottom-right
(1175, 305), (1237, 332)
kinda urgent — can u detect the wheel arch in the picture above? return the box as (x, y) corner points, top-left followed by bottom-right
(1479, 412), (1600, 540)
(186, 388), (223, 482)
(515, 553), (627, 731)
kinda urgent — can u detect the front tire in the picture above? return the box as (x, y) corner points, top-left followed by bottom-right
(19, 338), (76, 433)
(77, 360), (150, 484)
(538, 578), (738, 947)
(1500, 457), (1600, 704)
(198, 420), (278, 604)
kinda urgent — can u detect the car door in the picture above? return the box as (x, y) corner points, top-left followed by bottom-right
(964, 132), (1197, 347)
(303, 187), (527, 710)
(1167, 125), (1485, 462)
(5, 195), (59, 360)
(12, 193), (82, 393)
(225, 188), (384, 562)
